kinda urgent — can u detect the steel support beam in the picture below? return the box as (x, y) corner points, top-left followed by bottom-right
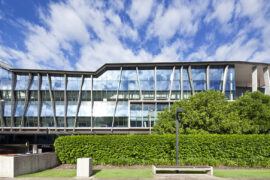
(111, 67), (122, 132)
(64, 74), (67, 131)
(74, 75), (84, 130)
(47, 74), (57, 128)
(11, 72), (16, 129)
(37, 74), (41, 129)
(206, 65), (210, 90)
(21, 73), (32, 127)
(263, 67), (270, 95)
(136, 67), (142, 100)
(187, 66), (194, 95)
(252, 66), (258, 92)
(222, 65), (229, 93)
(180, 66), (183, 100)
(169, 66), (175, 101)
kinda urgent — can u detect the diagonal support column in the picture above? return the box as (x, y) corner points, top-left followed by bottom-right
(21, 73), (33, 127)
(222, 65), (229, 93)
(111, 67), (122, 132)
(154, 66), (157, 100)
(74, 75), (84, 131)
(188, 65), (195, 95)
(263, 67), (270, 95)
(252, 66), (258, 92)
(47, 74), (57, 128)
(169, 66), (175, 100)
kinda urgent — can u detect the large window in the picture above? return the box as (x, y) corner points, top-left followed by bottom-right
(0, 67), (12, 90)
(191, 67), (206, 91)
(15, 74), (29, 90)
(210, 66), (224, 90)
(93, 70), (120, 90)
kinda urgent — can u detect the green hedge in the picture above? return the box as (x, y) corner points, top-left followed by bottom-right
(54, 135), (270, 167)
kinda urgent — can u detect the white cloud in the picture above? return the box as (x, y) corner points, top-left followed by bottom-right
(128, 0), (154, 27)
(205, 0), (235, 24)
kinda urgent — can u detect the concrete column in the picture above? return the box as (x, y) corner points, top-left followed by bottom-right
(252, 66), (258, 92)
(90, 75), (93, 131)
(11, 72), (16, 128)
(263, 67), (270, 95)
(74, 75), (84, 130)
(37, 74), (41, 129)
(21, 73), (33, 127)
(64, 74), (67, 130)
(154, 66), (157, 100)
(169, 66), (175, 100)
(47, 74), (57, 128)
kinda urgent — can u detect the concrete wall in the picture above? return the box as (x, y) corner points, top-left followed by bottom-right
(0, 152), (59, 177)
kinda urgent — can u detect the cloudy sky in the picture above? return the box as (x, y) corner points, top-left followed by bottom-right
(0, 0), (269, 71)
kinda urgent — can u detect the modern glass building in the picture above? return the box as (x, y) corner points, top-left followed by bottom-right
(0, 60), (269, 137)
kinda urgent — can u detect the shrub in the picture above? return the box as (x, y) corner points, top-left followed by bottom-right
(55, 134), (270, 167)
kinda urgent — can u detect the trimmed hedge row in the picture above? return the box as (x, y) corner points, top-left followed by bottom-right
(54, 135), (270, 167)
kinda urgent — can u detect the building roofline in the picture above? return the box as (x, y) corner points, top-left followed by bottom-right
(0, 59), (13, 70)
(6, 60), (270, 76)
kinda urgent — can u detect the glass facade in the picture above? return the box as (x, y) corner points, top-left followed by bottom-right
(0, 64), (242, 130)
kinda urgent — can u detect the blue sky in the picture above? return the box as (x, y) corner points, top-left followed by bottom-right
(0, 0), (270, 71)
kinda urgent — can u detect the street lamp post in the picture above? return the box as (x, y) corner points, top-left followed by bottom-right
(176, 108), (185, 166)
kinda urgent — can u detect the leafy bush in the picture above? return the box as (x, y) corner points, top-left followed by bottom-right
(55, 134), (270, 167)
(154, 91), (270, 134)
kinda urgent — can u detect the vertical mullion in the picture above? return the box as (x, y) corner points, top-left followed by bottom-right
(111, 67), (122, 132)
(11, 72), (16, 129)
(74, 75), (84, 130)
(64, 74), (67, 131)
(37, 73), (41, 129)
(0, 98), (5, 128)
(91, 75), (93, 131)
(21, 73), (32, 127)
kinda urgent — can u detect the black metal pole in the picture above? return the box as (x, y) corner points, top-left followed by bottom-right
(176, 113), (179, 166)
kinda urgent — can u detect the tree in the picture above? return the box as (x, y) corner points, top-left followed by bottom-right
(154, 90), (241, 134)
(231, 91), (270, 134)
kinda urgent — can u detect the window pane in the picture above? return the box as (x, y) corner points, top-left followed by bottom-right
(78, 101), (91, 116)
(67, 101), (77, 116)
(183, 68), (191, 90)
(210, 66), (223, 90)
(0, 67), (12, 90)
(67, 76), (81, 90)
(55, 101), (65, 116)
(15, 74), (29, 90)
(93, 101), (115, 116)
(51, 76), (65, 90)
(82, 77), (91, 90)
(115, 101), (128, 117)
(191, 67), (206, 91)
(14, 101), (24, 117)
(41, 76), (49, 90)
(25, 101), (38, 116)
(41, 101), (53, 116)
(4, 101), (12, 116)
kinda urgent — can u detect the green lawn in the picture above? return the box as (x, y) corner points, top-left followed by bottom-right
(94, 169), (154, 178)
(16, 169), (153, 178)
(214, 169), (270, 178)
(16, 169), (76, 178)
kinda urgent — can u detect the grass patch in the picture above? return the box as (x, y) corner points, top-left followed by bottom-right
(16, 169), (76, 178)
(214, 169), (270, 178)
(94, 169), (154, 178)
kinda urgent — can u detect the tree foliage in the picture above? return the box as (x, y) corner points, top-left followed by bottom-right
(154, 90), (270, 134)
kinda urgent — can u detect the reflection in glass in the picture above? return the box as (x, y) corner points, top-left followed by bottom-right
(93, 70), (120, 90)
(115, 101), (128, 117)
(41, 76), (49, 90)
(14, 101), (24, 117)
(40, 101), (53, 116)
(130, 103), (142, 127)
(25, 101), (38, 116)
(183, 68), (191, 91)
(191, 67), (206, 91)
(15, 74), (29, 90)
(67, 101), (76, 116)
(78, 101), (91, 116)
(0, 67), (12, 90)
(51, 76), (65, 90)
(93, 101), (115, 116)
(67, 76), (81, 90)
(120, 70), (139, 90)
(30, 76), (39, 90)
(210, 66), (223, 90)
(4, 101), (12, 116)
(82, 77), (91, 90)
(55, 101), (65, 116)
